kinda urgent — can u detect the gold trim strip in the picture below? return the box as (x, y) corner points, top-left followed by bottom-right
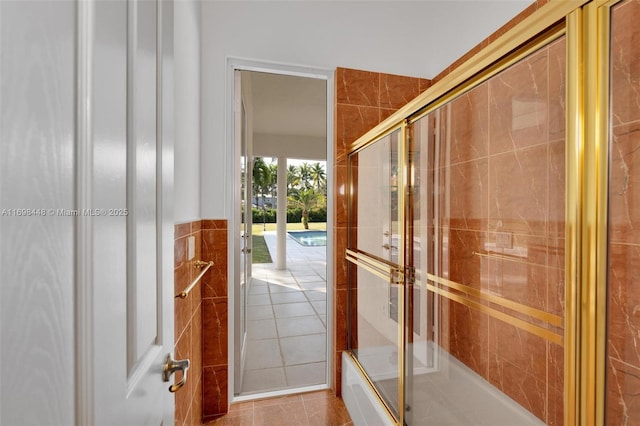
(426, 273), (563, 328)
(594, 1), (611, 423)
(426, 284), (564, 346)
(349, 120), (405, 156)
(349, 0), (588, 153)
(397, 121), (407, 426)
(345, 248), (397, 275)
(565, 9), (582, 426)
(345, 253), (393, 283)
(345, 351), (400, 425)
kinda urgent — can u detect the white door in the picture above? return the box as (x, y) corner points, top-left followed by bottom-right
(234, 70), (253, 393)
(90, 0), (177, 424)
(1, 0), (175, 424)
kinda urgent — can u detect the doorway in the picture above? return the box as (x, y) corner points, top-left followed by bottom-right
(229, 61), (334, 400)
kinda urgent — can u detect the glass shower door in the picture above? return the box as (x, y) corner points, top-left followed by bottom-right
(347, 128), (405, 422)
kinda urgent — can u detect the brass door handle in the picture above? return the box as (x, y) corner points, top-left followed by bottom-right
(242, 247), (252, 254)
(162, 353), (190, 393)
(382, 244), (398, 250)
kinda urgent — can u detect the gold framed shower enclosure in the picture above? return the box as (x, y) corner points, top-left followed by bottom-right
(342, 0), (627, 424)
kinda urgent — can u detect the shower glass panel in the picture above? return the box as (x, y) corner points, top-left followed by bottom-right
(606, 0), (640, 423)
(346, 34), (567, 425)
(407, 36), (566, 425)
(347, 129), (403, 420)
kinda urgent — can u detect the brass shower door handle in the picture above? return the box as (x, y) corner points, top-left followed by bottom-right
(162, 353), (190, 393)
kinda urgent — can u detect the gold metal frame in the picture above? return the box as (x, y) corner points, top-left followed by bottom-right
(343, 0), (622, 424)
(426, 273), (563, 328)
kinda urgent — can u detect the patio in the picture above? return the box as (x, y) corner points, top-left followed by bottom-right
(241, 231), (327, 394)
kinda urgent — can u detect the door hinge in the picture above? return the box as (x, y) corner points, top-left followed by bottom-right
(405, 266), (416, 285)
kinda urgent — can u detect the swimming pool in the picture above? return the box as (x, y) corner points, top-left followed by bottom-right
(287, 230), (327, 246)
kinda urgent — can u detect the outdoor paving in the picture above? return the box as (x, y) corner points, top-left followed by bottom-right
(241, 231), (327, 395)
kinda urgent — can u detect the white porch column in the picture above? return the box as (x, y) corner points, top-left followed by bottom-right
(276, 156), (287, 269)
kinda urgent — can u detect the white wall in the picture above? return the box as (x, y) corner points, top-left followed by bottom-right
(174, 0), (201, 222)
(200, 0), (530, 219)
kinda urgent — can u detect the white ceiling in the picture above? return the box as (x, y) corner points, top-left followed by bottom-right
(245, 71), (327, 138)
(232, 0), (532, 158)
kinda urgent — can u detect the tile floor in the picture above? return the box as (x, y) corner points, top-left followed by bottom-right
(205, 390), (353, 426)
(241, 231), (328, 395)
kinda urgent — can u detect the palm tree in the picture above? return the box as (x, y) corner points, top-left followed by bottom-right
(298, 162), (313, 190)
(288, 188), (317, 229)
(310, 162), (326, 195)
(253, 157), (272, 229)
(287, 164), (301, 194)
(267, 162), (278, 206)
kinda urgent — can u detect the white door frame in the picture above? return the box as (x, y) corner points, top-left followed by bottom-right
(225, 58), (335, 403)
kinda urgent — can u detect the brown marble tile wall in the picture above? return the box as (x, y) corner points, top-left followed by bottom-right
(606, 0), (640, 423)
(175, 219), (228, 426)
(333, 67), (430, 395)
(175, 220), (204, 426)
(201, 219), (229, 423)
(424, 36), (566, 424)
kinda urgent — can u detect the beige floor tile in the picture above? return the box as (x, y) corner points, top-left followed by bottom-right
(280, 334), (326, 366)
(273, 302), (316, 318)
(285, 362), (326, 387)
(276, 315), (325, 337)
(244, 339), (283, 370)
(241, 367), (287, 394)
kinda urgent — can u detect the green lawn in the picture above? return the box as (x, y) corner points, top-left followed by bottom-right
(251, 222), (326, 236)
(251, 235), (272, 264)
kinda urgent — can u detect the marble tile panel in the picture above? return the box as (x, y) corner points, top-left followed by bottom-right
(448, 82), (489, 164)
(379, 73), (421, 109)
(488, 357), (546, 422)
(336, 68), (379, 107)
(611, 0), (640, 126)
(191, 304), (203, 385)
(303, 391), (353, 426)
(175, 264), (191, 340)
(202, 219), (227, 230)
(488, 145), (549, 235)
(445, 158), (488, 231)
(548, 140), (565, 238)
(446, 229), (486, 289)
(607, 243), (640, 367)
(253, 400), (310, 426)
(488, 48), (549, 155)
(175, 235), (187, 269)
(202, 298), (228, 367)
(488, 318), (546, 379)
(447, 302), (489, 378)
(176, 222), (191, 239)
(608, 121), (640, 245)
(335, 104), (381, 155)
(606, 355), (640, 425)
(203, 366), (228, 417)
(547, 37), (566, 142)
(202, 229), (228, 298)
